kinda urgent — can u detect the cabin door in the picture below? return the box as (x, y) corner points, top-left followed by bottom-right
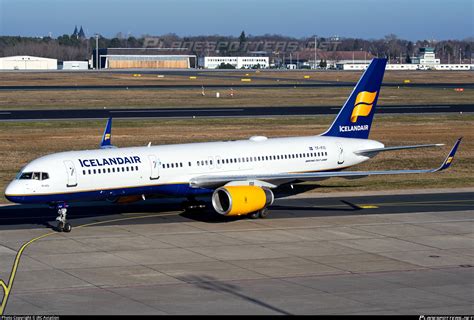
(64, 160), (78, 187)
(148, 155), (160, 180)
(336, 143), (345, 165)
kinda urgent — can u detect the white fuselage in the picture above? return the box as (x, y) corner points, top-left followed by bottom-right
(5, 135), (383, 204)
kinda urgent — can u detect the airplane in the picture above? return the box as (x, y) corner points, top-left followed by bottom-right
(4, 58), (462, 232)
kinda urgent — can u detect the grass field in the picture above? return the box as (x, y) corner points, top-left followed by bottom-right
(1, 70), (473, 87)
(1, 114), (472, 204)
(0, 87), (472, 109)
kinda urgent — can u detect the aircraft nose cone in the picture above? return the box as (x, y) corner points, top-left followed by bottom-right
(4, 181), (23, 203)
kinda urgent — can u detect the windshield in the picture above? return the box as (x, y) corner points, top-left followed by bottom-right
(18, 172), (50, 180)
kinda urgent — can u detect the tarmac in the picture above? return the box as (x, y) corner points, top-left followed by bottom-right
(0, 104), (472, 121)
(0, 190), (473, 315)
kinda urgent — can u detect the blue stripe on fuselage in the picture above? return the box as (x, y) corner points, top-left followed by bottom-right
(5, 183), (213, 204)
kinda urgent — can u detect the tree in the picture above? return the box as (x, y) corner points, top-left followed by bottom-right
(319, 59), (327, 68)
(239, 30), (247, 53)
(217, 62), (235, 69)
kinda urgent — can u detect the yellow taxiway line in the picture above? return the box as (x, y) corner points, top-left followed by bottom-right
(0, 211), (179, 315)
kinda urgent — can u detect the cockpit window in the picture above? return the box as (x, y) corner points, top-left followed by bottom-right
(18, 172), (49, 180)
(19, 172), (33, 180)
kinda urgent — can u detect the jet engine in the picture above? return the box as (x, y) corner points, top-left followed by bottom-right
(211, 186), (274, 216)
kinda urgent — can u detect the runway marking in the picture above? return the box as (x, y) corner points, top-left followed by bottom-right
(0, 112), (11, 115)
(0, 211), (180, 315)
(110, 109), (243, 113)
(358, 205), (379, 209)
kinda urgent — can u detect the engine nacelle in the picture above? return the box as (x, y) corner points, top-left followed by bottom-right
(211, 186), (274, 216)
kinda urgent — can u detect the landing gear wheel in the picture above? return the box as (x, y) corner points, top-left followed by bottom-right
(63, 223), (72, 233)
(248, 211), (260, 219)
(57, 221), (65, 232)
(248, 208), (269, 219)
(55, 204), (71, 232)
(258, 208), (269, 219)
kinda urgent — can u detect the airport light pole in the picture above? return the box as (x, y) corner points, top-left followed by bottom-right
(314, 36), (317, 69)
(95, 34), (99, 70)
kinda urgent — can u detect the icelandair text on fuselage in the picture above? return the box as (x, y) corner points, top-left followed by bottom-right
(339, 125), (369, 132)
(78, 156), (141, 168)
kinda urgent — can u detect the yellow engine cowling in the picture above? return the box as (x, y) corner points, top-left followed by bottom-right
(211, 186), (274, 216)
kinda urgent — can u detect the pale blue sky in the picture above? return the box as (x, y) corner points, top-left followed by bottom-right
(0, 0), (472, 40)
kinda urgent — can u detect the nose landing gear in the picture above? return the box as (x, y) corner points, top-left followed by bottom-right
(55, 203), (72, 232)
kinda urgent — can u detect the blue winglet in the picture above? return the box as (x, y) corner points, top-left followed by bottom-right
(100, 118), (115, 149)
(437, 137), (462, 171)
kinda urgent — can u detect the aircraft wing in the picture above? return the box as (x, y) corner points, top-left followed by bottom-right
(355, 143), (444, 157)
(190, 138), (462, 189)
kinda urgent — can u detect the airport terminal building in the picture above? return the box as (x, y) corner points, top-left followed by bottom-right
(199, 56), (269, 69)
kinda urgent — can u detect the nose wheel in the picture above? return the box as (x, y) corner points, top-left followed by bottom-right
(55, 204), (72, 232)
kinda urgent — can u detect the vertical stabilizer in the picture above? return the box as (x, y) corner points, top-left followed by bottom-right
(322, 58), (387, 139)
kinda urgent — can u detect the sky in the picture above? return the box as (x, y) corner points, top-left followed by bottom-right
(0, 0), (472, 40)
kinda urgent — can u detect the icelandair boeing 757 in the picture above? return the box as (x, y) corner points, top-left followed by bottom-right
(4, 59), (462, 232)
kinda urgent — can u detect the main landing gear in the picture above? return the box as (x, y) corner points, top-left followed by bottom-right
(248, 208), (269, 219)
(55, 203), (72, 232)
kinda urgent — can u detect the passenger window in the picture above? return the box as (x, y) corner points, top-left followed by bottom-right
(108, 168), (111, 173)
(88, 169), (92, 174)
(112, 168), (115, 173)
(136, 166), (138, 170)
(189, 162), (191, 167)
(131, 166), (134, 171)
(126, 167), (129, 171)
(83, 170), (86, 175)
(93, 169), (96, 174)
(162, 164), (166, 169)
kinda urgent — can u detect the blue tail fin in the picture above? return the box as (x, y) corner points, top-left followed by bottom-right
(322, 58), (387, 139)
(100, 117), (114, 148)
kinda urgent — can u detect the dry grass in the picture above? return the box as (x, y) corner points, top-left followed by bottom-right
(0, 70), (472, 87)
(0, 115), (472, 203)
(0, 87), (472, 109)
